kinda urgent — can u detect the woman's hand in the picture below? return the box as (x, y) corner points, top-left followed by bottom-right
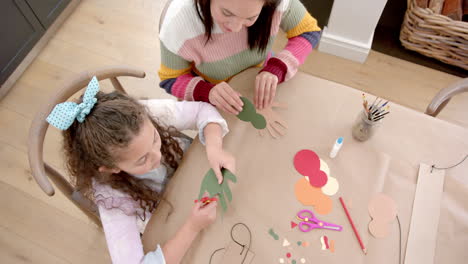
(209, 82), (244, 115)
(206, 147), (236, 184)
(255, 71), (278, 110)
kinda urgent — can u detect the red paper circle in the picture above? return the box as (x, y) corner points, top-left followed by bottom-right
(308, 170), (328, 187)
(294, 150), (320, 176)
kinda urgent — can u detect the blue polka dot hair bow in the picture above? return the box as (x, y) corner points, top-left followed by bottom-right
(46, 76), (100, 130)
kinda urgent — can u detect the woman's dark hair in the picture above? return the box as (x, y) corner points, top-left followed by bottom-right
(194, 0), (280, 52)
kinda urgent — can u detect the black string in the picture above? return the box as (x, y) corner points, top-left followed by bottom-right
(396, 215), (402, 264)
(209, 223), (252, 264)
(431, 154), (468, 173)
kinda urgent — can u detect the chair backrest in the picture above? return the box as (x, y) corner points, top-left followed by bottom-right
(425, 78), (468, 117)
(28, 66), (146, 226)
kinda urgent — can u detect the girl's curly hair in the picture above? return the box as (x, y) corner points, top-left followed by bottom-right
(63, 91), (183, 214)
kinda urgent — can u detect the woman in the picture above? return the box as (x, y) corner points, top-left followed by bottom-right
(158, 0), (321, 114)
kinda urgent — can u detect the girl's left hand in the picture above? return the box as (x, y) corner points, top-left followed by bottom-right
(206, 147), (236, 184)
(255, 71), (278, 110)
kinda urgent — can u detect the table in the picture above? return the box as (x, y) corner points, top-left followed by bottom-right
(143, 69), (468, 264)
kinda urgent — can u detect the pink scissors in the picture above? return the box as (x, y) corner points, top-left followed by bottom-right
(297, 209), (343, 232)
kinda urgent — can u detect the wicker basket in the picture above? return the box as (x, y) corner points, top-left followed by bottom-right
(400, 0), (468, 70)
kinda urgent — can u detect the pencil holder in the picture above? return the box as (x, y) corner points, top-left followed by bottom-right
(352, 110), (381, 141)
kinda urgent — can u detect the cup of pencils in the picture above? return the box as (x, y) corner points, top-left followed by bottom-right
(352, 94), (390, 142)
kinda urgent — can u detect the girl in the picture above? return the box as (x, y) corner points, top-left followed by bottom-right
(159, 0), (321, 114)
(46, 76), (235, 264)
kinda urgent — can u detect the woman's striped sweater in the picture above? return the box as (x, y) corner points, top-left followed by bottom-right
(159, 0), (321, 102)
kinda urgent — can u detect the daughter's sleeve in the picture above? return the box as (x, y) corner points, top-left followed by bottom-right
(141, 99), (229, 145)
(99, 205), (166, 264)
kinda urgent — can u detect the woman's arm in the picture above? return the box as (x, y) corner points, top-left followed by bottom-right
(261, 0), (322, 83)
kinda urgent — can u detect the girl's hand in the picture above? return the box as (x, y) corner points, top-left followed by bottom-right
(206, 147), (236, 184)
(209, 82), (244, 115)
(255, 71), (278, 110)
(187, 200), (217, 232)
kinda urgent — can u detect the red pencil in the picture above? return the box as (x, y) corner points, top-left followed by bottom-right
(339, 197), (367, 255)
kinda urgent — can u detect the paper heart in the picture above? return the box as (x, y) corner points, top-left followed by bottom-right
(237, 97), (266, 129)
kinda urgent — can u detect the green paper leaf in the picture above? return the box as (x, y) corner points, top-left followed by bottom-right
(223, 182), (233, 202)
(222, 168), (237, 183)
(236, 97), (266, 130)
(237, 97), (256, 122)
(198, 168), (237, 212)
(251, 114), (267, 129)
(218, 192), (227, 212)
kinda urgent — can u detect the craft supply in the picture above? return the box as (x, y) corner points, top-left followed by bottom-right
(339, 197), (367, 254)
(293, 150), (329, 187)
(269, 228), (279, 240)
(302, 241), (309, 247)
(431, 154), (468, 172)
(329, 137), (344, 158)
(209, 223), (253, 264)
(300, 258), (306, 263)
(294, 150), (320, 176)
(294, 177), (333, 215)
(320, 236), (327, 250)
(404, 163), (445, 264)
(319, 159), (330, 175)
(283, 239), (291, 247)
(279, 259), (285, 263)
(368, 193), (398, 238)
(352, 110), (381, 141)
(296, 209), (342, 232)
(198, 168), (237, 212)
(291, 221), (298, 229)
(369, 96), (379, 111)
(237, 97), (267, 129)
(321, 176), (339, 196)
(286, 253), (291, 258)
(330, 240), (335, 253)
(297, 241), (302, 246)
(194, 196), (218, 204)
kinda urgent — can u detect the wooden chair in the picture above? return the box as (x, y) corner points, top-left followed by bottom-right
(425, 78), (468, 117)
(28, 66), (146, 226)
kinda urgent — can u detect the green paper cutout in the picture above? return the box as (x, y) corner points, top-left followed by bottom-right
(297, 241), (302, 246)
(268, 228), (279, 240)
(237, 97), (266, 129)
(198, 168), (237, 212)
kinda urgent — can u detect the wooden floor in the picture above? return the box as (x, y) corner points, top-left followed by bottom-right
(0, 0), (466, 263)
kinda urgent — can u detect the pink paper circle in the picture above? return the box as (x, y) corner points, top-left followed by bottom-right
(308, 170), (328, 187)
(294, 150), (320, 176)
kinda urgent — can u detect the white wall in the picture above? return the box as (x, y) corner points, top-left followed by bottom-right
(318, 0), (388, 63)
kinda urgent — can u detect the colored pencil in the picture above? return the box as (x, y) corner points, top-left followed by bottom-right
(339, 197), (367, 255)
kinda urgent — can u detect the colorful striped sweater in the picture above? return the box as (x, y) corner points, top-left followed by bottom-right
(159, 0), (321, 102)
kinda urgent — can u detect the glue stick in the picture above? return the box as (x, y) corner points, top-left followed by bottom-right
(329, 137), (343, 158)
